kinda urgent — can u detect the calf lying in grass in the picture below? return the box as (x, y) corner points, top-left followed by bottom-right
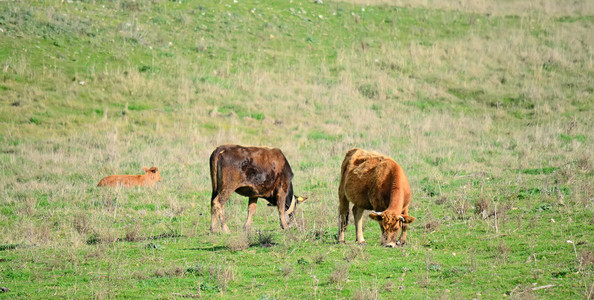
(97, 167), (162, 187)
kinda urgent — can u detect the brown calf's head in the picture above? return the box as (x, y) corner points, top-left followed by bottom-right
(369, 210), (416, 247)
(142, 166), (162, 184)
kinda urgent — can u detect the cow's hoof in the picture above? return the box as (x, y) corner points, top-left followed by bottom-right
(357, 241), (367, 246)
(396, 240), (406, 246)
(337, 240), (346, 244)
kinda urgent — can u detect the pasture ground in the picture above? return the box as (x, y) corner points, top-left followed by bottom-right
(0, 0), (592, 298)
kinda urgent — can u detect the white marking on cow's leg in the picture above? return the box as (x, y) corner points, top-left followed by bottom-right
(352, 206), (366, 245)
(244, 197), (258, 231)
(387, 242), (396, 248)
(337, 192), (349, 243)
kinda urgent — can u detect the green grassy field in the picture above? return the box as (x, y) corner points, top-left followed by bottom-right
(0, 0), (592, 298)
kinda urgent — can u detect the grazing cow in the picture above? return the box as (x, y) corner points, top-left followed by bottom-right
(337, 148), (416, 247)
(97, 167), (162, 187)
(209, 144), (307, 233)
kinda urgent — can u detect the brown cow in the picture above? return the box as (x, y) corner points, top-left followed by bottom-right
(97, 167), (162, 187)
(209, 144), (307, 233)
(337, 148), (415, 247)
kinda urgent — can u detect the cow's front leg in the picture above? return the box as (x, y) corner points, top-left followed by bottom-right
(244, 197), (258, 232)
(275, 191), (290, 230)
(277, 203), (289, 230)
(397, 223), (408, 246)
(352, 205), (366, 245)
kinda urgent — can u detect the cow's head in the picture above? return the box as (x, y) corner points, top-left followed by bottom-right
(142, 166), (162, 184)
(369, 211), (415, 247)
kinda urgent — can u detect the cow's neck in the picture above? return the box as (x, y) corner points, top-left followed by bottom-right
(386, 188), (404, 214)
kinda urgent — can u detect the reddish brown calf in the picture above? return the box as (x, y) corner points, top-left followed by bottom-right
(97, 167), (162, 187)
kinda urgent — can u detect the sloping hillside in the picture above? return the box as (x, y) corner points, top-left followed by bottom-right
(0, 0), (592, 298)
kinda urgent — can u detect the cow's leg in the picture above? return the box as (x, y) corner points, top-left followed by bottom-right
(352, 205), (366, 245)
(244, 197), (258, 232)
(210, 190), (220, 233)
(397, 224), (408, 246)
(337, 190), (349, 244)
(210, 190), (231, 234)
(397, 207), (410, 245)
(274, 188), (291, 229)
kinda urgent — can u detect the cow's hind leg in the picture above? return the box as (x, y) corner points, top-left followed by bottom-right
(244, 197), (258, 232)
(210, 190), (231, 234)
(352, 206), (366, 245)
(210, 190), (220, 233)
(337, 191), (349, 244)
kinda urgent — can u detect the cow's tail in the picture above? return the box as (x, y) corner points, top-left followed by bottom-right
(209, 148), (221, 200)
(339, 148), (359, 186)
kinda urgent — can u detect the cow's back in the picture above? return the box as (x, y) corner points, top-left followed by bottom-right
(210, 145), (292, 197)
(97, 175), (143, 187)
(340, 148), (405, 211)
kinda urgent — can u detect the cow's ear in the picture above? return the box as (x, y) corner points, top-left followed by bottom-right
(369, 212), (383, 222)
(142, 167), (149, 172)
(402, 215), (416, 224)
(296, 196), (308, 203)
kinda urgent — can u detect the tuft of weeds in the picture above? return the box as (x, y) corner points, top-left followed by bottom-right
(313, 253), (326, 265)
(577, 155), (592, 172)
(278, 264), (294, 278)
(212, 265), (237, 292)
(124, 225), (142, 242)
(580, 250), (594, 267)
(381, 280), (394, 293)
(423, 219), (441, 233)
(474, 197), (491, 219)
(329, 263), (350, 288)
(145, 242), (162, 250)
(497, 240), (510, 263)
(353, 285), (379, 300)
(434, 196), (448, 205)
(254, 230), (275, 247)
(86, 233), (100, 245)
(380, 279), (395, 293)
(186, 263), (237, 292)
(453, 197), (471, 220)
(154, 266), (185, 278)
(73, 213), (91, 234)
(228, 234), (250, 252)
(344, 243), (367, 262)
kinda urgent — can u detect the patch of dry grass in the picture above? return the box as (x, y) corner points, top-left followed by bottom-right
(339, 0), (594, 16)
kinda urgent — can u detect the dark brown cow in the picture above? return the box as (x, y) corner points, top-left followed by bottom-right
(337, 148), (416, 247)
(209, 144), (306, 233)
